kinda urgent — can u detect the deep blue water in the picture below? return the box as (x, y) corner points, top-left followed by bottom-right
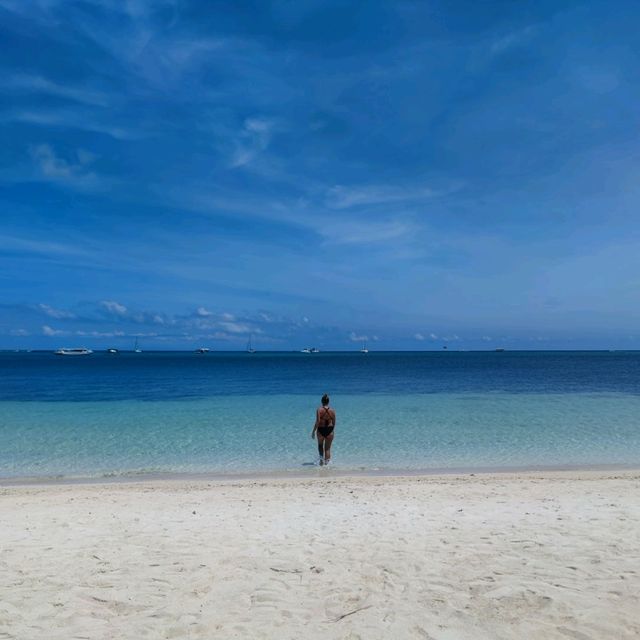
(1, 351), (639, 478)
(3, 350), (640, 401)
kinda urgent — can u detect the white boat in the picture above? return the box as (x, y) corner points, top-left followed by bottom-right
(246, 337), (256, 354)
(133, 338), (142, 353)
(107, 348), (119, 354)
(301, 347), (319, 353)
(196, 347), (210, 354)
(54, 348), (93, 356)
(360, 342), (369, 354)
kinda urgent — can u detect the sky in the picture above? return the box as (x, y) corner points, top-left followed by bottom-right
(1, 0), (639, 350)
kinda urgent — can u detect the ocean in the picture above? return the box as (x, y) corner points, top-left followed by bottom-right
(1, 350), (639, 479)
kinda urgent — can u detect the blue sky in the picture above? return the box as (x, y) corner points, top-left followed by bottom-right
(1, 0), (639, 350)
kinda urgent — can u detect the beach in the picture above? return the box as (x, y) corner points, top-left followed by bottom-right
(1, 470), (639, 639)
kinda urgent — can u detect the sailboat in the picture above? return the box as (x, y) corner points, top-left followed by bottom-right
(360, 341), (369, 354)
(133, 337), (142, 353)
(246, 336), (256, 353)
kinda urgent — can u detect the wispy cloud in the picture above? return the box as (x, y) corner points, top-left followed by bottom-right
(325, 184), (439, 209)
(99, 300), (128, 317)
(218, 321), (256, 334)
(3, 108), (135, 140)
(489, 25), (538, 56)
(37, 303), (76, 319)
(75, 329), (126, 338)
(4, 74), (109, 106)
(29, 143), (100, 189)
(41, 324), (67, 336)
(0, 234), (92, 258)
(230, 117), (277, 168)
(319, 219), (416, 245)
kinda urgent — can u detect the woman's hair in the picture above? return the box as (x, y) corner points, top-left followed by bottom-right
(321, 393), (330, 406)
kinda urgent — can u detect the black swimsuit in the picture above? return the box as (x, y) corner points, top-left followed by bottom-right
(317, 407), (334, 437)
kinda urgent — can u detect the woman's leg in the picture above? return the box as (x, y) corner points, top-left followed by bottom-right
(323, 432), (334, 462)
(316, 434), (325, 460)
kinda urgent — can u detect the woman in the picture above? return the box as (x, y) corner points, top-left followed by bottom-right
(311, 393), (336, 465)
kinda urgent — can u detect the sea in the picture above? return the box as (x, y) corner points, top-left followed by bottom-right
(1, 350), (639, 480)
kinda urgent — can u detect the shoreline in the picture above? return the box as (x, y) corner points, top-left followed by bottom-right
(2, 461), (639, 487)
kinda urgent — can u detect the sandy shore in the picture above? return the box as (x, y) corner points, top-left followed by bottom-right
(1, 471), (639, 639)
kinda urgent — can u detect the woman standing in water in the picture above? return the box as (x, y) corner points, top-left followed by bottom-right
(311, 393), (336, 465)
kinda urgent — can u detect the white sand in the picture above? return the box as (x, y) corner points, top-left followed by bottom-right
(1, 470), (639, 639)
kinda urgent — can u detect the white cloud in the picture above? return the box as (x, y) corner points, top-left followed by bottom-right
(8, 108), (134, 140)
(320, 219), (414, 245)
(38, 303), (75, 319)
(430, 333), (438, 340)
(29, 143), (99, 188)
(414, 333), (425, 341)
(196, 306), (213, 317)
(230, 117), (276, 168)
(219, 321), (254, 334)
(5, 74), (109, 106)
(75, 330), (126, 337)
(100, 300), (128, 316)
(42, 324), (67, 336)
(326, 184), (437, 209)
(349, 331), (368, 342)
(489, 25), (537, 55)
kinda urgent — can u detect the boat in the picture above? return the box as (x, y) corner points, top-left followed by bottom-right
(54, 348), (93, 356)
(107, 348), (119, 354)
(360, 342), (369, 354)
(310, 347), (320, 353)
(195, 347), (210, 354)
(301, 348), (311, 353)
(133, 338), (142, 353)
(246, 336), (256, 354)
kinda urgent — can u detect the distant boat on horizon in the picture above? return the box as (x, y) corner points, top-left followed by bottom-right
(246, 336), (256, 354)
(133, 338), (142, 353)
(106, 348), (119, 354)
(301, 347), (320, 353)
(360, 342), (369, 354)
(195, 347), (210, 354)
(54, 348), (93, 356)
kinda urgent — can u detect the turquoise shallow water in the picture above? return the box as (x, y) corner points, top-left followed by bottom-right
(2, 391), (640, 478)
(2, 351), (640, 478)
